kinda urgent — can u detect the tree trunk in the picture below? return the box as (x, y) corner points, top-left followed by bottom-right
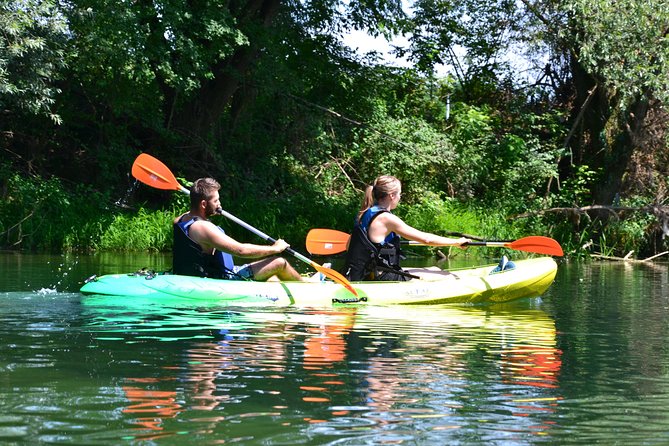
(593, 98), (649, 205)
(568, 58), (651, 206)
(170, 0), (281, 153)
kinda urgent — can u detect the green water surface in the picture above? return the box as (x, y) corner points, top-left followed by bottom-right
(1, 252), (668, 444)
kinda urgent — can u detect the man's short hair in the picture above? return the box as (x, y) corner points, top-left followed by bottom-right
(190, 177), (220, 208)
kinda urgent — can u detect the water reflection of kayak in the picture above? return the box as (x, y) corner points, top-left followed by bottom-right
(83, 297), (561, 438)
(80, 257), (557, 307)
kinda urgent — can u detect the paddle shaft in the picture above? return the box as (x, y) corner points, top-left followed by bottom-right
(306, 228), (563, 256)
(175, 189), (313, 266)
(403, 240), (511, 247)
(216, 207), (312, 265)
(466, 241), (512, 248)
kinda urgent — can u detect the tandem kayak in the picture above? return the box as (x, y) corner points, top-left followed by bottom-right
(79, 257), (558, 307)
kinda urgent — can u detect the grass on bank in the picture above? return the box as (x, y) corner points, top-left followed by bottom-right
(0, 173), (534, 256)
(3, 170), (659, 259)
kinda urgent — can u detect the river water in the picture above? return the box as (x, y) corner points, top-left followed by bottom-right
(1, 252), (668, 444)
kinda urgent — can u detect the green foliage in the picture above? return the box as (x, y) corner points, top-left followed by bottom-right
(349, 104), (455, 203)
(446, 103), (495, 198)
(97, 208), (174, 252)
(401, 192), (479, 236)
(546, 191), (661, 258)
(0, 167), (187, 252)
(62, 0), (246, 96)
(595, 196), (657, 257)
(405, 0), (524, 83)
(446, 102), (561, 213)
(0, 171), (112, 251)
(0, 0), (67, 123)
(559, 165), (601, 206)
(562, 0), (669, 104)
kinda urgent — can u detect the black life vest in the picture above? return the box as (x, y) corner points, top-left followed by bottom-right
(342, 206), (410, 281)
(173, 216), (235, 278)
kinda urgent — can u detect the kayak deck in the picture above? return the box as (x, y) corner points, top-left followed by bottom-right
(80, 257), (557, 307)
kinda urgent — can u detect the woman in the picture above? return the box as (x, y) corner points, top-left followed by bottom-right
(343, 175), (470, 281)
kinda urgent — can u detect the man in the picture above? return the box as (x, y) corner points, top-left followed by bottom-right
(173, 177), (303, 281)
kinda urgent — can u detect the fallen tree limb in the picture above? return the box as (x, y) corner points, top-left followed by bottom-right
(591, 251), (669, 262)
(514, 204), (669, 220)
(514, 204), (669, 238)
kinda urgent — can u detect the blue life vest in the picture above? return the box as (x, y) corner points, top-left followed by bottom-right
(173, 216), (235, 278)
(342, 205), (407, 281)
(358, 205), (399, 246)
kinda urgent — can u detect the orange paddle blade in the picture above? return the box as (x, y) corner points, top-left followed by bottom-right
(131, 153), (185, 192)
(310, 261), (357, 296)
(306, 229), (350, 255)
(507, 236), (564, 257)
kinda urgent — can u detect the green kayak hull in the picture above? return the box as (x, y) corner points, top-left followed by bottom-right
(80, 257), (557, 307)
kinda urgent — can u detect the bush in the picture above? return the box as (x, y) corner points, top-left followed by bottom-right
(97, 207), (175, 251)
(0, 172), (112, 251)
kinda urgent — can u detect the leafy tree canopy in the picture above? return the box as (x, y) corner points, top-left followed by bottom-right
(562, 0), (669, 104)
(0, 0), (67, 123)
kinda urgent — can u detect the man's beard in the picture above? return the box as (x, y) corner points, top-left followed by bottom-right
(205, 202), (220, 217)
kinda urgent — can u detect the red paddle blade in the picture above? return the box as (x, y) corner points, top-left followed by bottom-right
(132, 153), (183, 191)
(508, 236), (564, 256)
(306, 229), (350, 255)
